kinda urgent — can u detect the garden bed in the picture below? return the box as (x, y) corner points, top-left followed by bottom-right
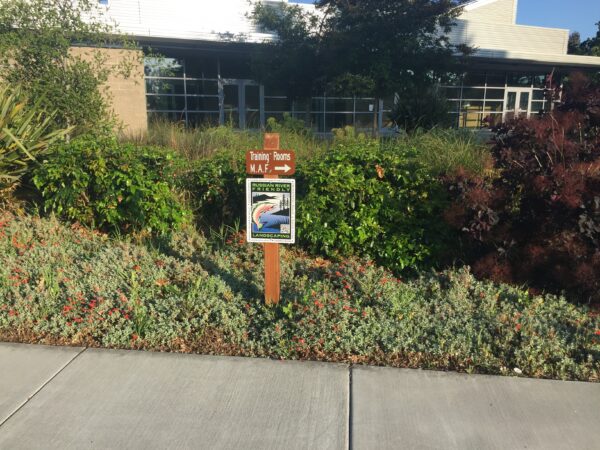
(1, 212), (598, 381)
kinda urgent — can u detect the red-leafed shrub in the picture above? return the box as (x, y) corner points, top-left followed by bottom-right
(445, 72), (600, 303)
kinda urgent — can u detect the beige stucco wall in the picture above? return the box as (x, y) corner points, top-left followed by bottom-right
(70, 47), (147, 135)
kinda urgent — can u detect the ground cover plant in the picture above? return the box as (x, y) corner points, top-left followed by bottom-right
(0, 212), (598, 382)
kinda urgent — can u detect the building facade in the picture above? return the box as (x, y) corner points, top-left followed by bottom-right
(99, 0), (600, 133)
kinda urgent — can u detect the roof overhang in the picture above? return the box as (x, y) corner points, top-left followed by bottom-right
(469, 50), (600, 70)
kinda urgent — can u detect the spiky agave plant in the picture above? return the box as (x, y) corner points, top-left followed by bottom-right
(0, 85), (71, 190)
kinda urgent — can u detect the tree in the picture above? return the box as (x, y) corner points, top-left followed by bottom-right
(569, 22), (600, 57)
(251, 0), (470, 111)
(250, 2), (324, 100)
(0, 0), (139, 132)
(580, 22), (600, 56)
(568, 32), (582, 54)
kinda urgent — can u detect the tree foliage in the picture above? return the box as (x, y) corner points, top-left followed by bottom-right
(0, 0), (139, 132)
(569, 22), (600, 56)
(250, 0), (470, 101)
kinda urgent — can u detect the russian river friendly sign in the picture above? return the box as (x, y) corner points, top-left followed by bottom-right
(246, 178), (296, 244)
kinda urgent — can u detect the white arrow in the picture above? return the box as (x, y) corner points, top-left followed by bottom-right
(274, 164), (291, 173)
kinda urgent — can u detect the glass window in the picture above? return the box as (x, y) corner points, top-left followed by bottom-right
(185, 56), (218, 78)
(532, 74), (548, 88)
(506, 92), (517, 110)
(311, 98), (325, 112)
(458, 111), (485, 128)
(265, 97), (291, 112)
(461, 88), (485, 100)
(485, 88), (505, 100)
(530, 101), (547, 113)
(245, 85), (260, 111)
(464, 73), (487, 86)
(310, 113), (326, 132)
(484, 101), (503, 112)
(447, 100), (460, 113)
(187, 97), (219, 112)
(326, 113), (354, 130)
(246, 111), (261, 129)
(220, 57), (252, 78)
(146, 95), (186, 111)
(145, 79), (185, 95)
(461, 100), (484, 112)
(486, 73), (506, 87)
(519, 92), (530, 111)
(507, 73), (532, 87)
(144, 57), (184, 78)
(444, 87), (462, 100)
(186, 80), (218, 96)
(532, 90), (546, 101)
(326, 98), (354, 112)
(355, 99), (376, 113)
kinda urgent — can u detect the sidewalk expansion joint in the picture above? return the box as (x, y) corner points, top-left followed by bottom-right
(0, 346), (88, 428)
(348, 365), (353, 450)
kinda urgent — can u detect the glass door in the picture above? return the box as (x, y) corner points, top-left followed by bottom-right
(245, 84), (261, 130)
(504, 89), (531, 121)
(220, 80), (263, 129)
(222, 83), (239, 128)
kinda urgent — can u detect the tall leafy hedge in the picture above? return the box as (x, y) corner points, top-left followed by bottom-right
(185, 140), (452, 273)
(33, 136), (189, 234)
(297, 140), (451, 272)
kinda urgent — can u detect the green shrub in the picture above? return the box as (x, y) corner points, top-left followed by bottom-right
(0, 85), (71, 194)
(184, 137), (453, 272)
(1, 212), (598, 381)
(182, 149), (247, 228)
(32, 136), (189, 234)
(266, 113), (307, 135)
(297, 140), (452, 272)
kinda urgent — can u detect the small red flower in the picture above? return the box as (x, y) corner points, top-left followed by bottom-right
(124, 314), (130, 320)
(594, 330), (600, 336)
(515, 323), (522, 332)
(132, 265), (141, 272)
(335, 271), (342, 277)
(132, 334), (139, 341)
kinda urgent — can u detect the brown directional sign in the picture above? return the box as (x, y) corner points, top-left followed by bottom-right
(246, 150), (296, 176)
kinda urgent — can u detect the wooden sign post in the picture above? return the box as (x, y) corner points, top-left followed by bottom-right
(263, 134), (281, 306)
(246, 133), (296, 306)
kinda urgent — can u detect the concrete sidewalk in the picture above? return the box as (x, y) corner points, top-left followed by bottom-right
(0, 343), (598, 449)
